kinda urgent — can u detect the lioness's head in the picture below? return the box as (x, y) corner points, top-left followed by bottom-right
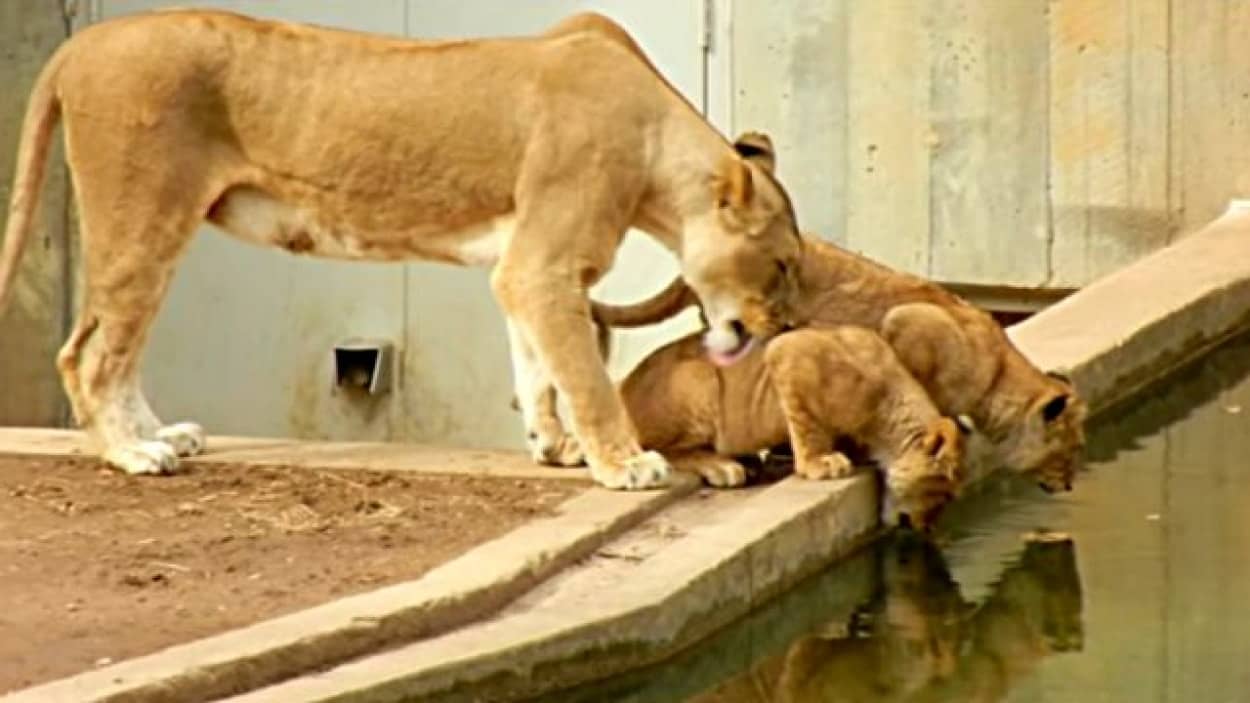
(886, 417), (968, 532)
(999, 372), (1088, 493)
(683, 132), (802, 367)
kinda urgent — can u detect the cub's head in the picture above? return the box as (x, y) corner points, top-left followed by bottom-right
(682, 131), (803, 367)
(886, 417), (968, 532)
(999, 372), (1088, 494)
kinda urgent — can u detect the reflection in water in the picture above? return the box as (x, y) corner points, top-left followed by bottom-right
(1084, 326), (1250, 464)
(689, 533), (1083, 703)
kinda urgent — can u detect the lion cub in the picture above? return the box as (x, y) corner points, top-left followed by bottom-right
(598, 235), (1086, 494)
(620, 326), (966, 529)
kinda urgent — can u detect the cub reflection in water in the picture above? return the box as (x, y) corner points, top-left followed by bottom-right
(692, 532), (1083, 703)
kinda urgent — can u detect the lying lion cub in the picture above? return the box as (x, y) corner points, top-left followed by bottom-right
(620, 325), (966, 529)
(596, 160), (1086, 493)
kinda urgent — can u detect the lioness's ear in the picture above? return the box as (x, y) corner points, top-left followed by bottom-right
(715, 155), (754, 211)
(732, 131), (776, 174)
(1041, 393), (1069, 423)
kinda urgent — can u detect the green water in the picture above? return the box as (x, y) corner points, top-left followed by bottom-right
(544, 331), (1250, 702)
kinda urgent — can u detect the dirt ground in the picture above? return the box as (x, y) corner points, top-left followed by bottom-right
(0, 455), (581, 693)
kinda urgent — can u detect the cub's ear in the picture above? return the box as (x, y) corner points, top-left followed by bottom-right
(715, 154), (755, 212)
(1041, 393), (1069, 423)
(923, 418), (958, 457)
(732, 131), (776, 174)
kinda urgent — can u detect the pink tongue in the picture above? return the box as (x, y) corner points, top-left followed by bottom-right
(708, 337), (757, 367)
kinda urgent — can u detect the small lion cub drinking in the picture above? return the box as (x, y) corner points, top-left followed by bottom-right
(619, 326), (967, 530)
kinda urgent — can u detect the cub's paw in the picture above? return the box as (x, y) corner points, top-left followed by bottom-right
(695, 457), (748, 488)
(796, 452), (856, 481)
(103, 441), (179, 476)
(156, 422), (207, 457)
(592, 450), (671, 490)
(527, 430), (585, 467)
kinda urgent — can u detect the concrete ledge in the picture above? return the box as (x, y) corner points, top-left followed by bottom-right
(222, 474), (879, 702)
(1, 475), (698, 703)
(1011, 202), (1250, 415)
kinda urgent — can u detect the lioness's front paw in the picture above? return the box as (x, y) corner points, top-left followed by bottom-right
(156, 421), (206, 457)
(796, 452), (856, 481)
(103, 441), (179, 476)
(527, 430), (585, 467)
(697, 457), (748, 488)
(591, 450), (671, 490)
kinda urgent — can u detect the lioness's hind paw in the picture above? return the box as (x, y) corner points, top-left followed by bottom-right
(103, 441), (179, 476)
(593, 451), (671, 490)
(156, 421), (206, 457)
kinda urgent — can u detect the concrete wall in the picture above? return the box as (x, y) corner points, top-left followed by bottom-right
(731, 0), (1250, 291)
(0, 0), (73, 427)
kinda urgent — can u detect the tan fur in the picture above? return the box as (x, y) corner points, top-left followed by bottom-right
(620, 326), (966, 529)
(0, 11), (804, 486)
(595, 231), (1086, 493)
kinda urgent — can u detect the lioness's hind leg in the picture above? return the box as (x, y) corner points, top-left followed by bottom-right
(64, 136), (211, 473)
(57, 314), (99, 428)
(58, 313), (191, 455)
(73, 301), (181, 475)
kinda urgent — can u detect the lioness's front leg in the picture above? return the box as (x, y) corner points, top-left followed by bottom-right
(492, 263), (669, 491)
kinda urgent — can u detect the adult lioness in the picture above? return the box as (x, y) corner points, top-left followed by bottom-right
(0, 11), (802, 489)
(595, 138), (1084, 492)
(622, 326), (967, 530)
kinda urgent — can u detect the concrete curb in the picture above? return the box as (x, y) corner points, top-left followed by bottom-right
(221, 474), (880, 702)
(1, 475), (699, 703)
(1011, 202), (1250, 416)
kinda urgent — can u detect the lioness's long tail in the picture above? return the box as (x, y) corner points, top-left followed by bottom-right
(0, 47), (66, 314)
(589, 277), (697, 328)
